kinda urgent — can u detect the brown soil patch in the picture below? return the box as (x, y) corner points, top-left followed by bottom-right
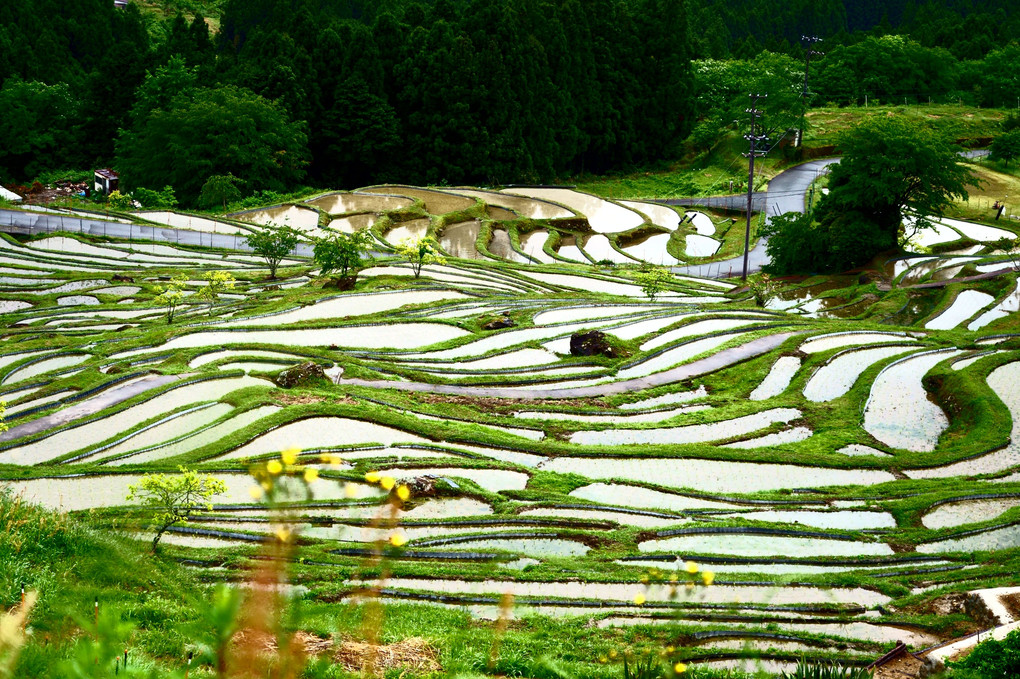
(333, 636), (442, 673)
(873, 652), (926, 679)
(1001, 592), (1020, 621)
(271, 393), (356, 406)
(230, 629), (441, 673)
(925, 592), (968, 617)
(231, 628), (331, 656)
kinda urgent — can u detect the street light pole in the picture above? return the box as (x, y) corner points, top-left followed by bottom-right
(743, 93), (767, 281)
(799, 36), (823, 148)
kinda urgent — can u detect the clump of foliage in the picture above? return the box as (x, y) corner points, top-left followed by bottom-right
(313, 230), (373, 281)
(126, 467), (227, 553)
(133, 185), (178, 209)
(397, 237), (445, 278)
(0, 400), (6, 434)
(780, 661), (873, 679)
(196, 270), (236, 312)
(764, 117), (975, 274)
(153, 274), (188, 323)
(199, 173), (245, 210)
(635, 267), (674, 301)
(747, 273), (776, 306)
(106, 190), (132, 211)
(245, 223), (300, 279)
(948, 628), (1020, 678)
(989, 129), (1020, 168)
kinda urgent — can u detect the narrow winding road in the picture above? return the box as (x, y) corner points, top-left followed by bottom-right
(662, 157), (841, 278)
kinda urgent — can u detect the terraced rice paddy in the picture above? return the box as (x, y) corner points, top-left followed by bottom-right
(4, 186), (1020, 671)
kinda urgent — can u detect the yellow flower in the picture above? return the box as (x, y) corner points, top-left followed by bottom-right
(685, 561), (698, 574)
(304, 468), (319, 483)
(365, 471), (381, 483)
(666, 646), (675, 654)
(674, 662), (687, 674)
(275, 526), (292, 543)
(344, 483), (359, 498)
(380, 476), (396, 490)
(396, 485), (411, 501)
(702, 571), (715, 587)
(248, 486), (264, 500)
(685, 581), (695, 590)
(281, 447), (299, 465)
(609, 650), (618, 660)
(389, 533), (408, 547)
(327, 453), (343, 467)
(260, 480), (273, 491)
(266, 460), (283, 475)
(633, 593), (646, 605)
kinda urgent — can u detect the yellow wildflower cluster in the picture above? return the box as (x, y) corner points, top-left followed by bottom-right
(633, 561), (714, 605)
(248, 447), (344, 501)
(362, 470), (412, 547)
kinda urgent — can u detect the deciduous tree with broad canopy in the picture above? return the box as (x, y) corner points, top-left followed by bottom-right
(764, 117), (975, 274)
(127, 467), (227, 553)
(245, 223), (300, 279)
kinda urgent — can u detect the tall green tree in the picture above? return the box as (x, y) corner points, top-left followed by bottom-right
(116, 86), (308, 205)
(765, 117), (975, 274)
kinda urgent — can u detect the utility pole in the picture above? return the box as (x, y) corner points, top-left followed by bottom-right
(799, 36), (823, 147)
(743, 93), (767, 281)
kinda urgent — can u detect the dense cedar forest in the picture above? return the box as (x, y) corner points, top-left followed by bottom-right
(1, 0), (1019, 204)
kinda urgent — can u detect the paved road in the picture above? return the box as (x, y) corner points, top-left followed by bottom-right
(660, 158), (842, 278)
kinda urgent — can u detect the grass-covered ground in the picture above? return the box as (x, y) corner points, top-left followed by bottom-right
(3, 184), (1020, 678)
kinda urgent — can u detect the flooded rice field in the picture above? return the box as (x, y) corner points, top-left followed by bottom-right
(3, 195), (1020, 662)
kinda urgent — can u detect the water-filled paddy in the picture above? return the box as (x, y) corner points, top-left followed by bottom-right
(305, 192), (412, 214)
(863, 350), (963, 452)
(548, 458), (894, 494)
(804, 346), (917, 402)
(749, 356), (800, 400)
(504, 188), (644, 234)
(922, 498), (1020, 529)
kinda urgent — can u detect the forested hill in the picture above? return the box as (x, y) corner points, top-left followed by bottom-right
(1, 0), (1019, 204)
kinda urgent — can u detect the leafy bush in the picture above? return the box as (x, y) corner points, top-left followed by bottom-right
(948, 628), (1020, 678)
(133, 185), (178, 209)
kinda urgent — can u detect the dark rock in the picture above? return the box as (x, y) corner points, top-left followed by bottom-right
(570, 330), (618, 357)
(482, 316), (515, 331)
(112, 274), (134, 282)
(274, 361), (329, 389)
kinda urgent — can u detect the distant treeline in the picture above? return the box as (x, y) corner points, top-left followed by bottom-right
(0, 0), (1018, 201)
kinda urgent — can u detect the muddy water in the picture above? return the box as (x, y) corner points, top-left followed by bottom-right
(220, 417), (428, 459)
(306, 193), (412, 214)
(488, 229), (523, 262)
(504, 188), (644, 234)
(620, 201), (681, 229)
(327, 213), (377, 233)
(439, 221), (484, 259)
(361, 186), (475, 214)
(384, 218), (430, 245)
(584, 235), (635, 264)
(450, 189), (574, 219)
(235, 205), (320, 232)
(517, 230), (555, 263)
(623, 233), (680, 265)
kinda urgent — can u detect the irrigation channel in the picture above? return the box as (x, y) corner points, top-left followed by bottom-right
(2, 179), (1020, 672)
